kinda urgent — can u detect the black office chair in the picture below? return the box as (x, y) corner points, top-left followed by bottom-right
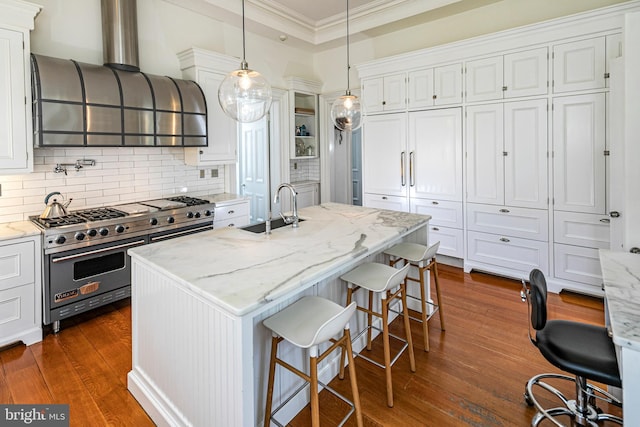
(521, 269), (622, 426)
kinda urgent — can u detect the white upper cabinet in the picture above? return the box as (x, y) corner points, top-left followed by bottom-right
(362, 73), (406, 114)
(408, 63), (462, 109)
(553, 37), (606, 93)
(362, 113), (408, 197)
(553, 93), (606, 214)
(466, 47), (548, 102)
(408, 108), (462, 201)
(466, 99), (548, 208)
(0, 1), (40, 175)
(178, 48), (238, 166)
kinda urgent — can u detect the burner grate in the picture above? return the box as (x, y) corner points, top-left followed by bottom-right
(75, 207), (127, 221)
(34, 215), (86, 228)
(166, 196), (209, 206)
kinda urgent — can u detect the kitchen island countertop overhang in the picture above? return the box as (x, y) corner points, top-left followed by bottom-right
(127, 203), (431, 316)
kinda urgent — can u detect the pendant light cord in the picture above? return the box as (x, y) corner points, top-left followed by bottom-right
(241, 0), (248, 69)
(346, 0), (351, 95)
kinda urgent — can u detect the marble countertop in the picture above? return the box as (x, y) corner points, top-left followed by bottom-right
(128, 203), (430, 316)
(599, 249), (640, 350)
(0, 221), (42, 241)
(204, 193), (247, 205)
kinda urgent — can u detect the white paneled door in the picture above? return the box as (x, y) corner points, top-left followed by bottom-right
(239, 117), (268, 223)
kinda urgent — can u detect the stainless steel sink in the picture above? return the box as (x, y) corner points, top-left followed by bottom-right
(240, 217), (305, 233)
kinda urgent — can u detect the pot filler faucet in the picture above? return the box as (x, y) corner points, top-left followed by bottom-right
(274, 183), (299, 228)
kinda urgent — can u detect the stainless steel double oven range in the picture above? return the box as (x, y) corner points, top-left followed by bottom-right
(30, 196), (215, 333)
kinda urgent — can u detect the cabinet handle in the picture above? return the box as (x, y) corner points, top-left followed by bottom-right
(610, 211), (621, 218)
(228, 210), (235, 215)
(409, 151), (415, 187)
(600, 218), (610, 223)
(499, 208), (510, 213)
(228, 223), (235, 227)
(500, 237), (510, 243)
(382, 196), (388, 200)
(401, 152), (406, 186)
(432, 201), (439, 205)
(382, 101), (386, 105)
(432, 227), (440, 231)
(502, 86), (508, 91)
(503, 151), (508, 156)
(432, 95), (437, 100)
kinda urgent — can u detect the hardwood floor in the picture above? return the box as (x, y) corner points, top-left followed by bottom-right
(0, 265), (620, 426)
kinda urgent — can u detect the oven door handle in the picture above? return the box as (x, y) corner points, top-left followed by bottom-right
(150, 224), (213, 242)
(51, 240), (146, 263)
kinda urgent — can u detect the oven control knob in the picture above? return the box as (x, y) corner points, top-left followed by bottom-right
(204, 210), (212, 217)
(115, 225), (125, 233)
(167, 217), (175, 224)
(187, 212), (194, 218)
(99, 228), (109, 236)
(55, 235), (66, 244)
(75, 232), (85, 241)
(87, 229), (97, 237)
(150, 218), (158, 226)
(195, 212), (201, 218)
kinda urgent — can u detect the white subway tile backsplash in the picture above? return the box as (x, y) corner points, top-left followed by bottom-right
(0, 146), (226, 223)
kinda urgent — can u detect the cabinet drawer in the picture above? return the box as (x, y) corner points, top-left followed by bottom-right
(363, 193), (408, 213)
(0, 283), (36, 338)
(214, 217), (246, 229)
(0, 241), (34, 291)
(553, 211), (610, 249)
(553, 243), (603, 287)
(428, 225), (463, 259)
(411, 199), (463, 228)
(214, 201), (249, 222)
(467, 231), (549, 274)
(467, 204), (548, 241)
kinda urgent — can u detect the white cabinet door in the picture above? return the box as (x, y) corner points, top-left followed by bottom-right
(467, 230), (549, 275)
(504, 99), (548, 209)
(466, 203), (549, 242)
(362, 113), (408, 197)
(553, 37), (606, 93)
(363, 74), (406, 113)
(408, 68), (434, 109)
(0, 28), (30, 173)
(553, 243), (603, 287)
(553, 211), (610, 249)
(504, 47), (548, 98)
(553, 93), (606, 214)
(465, 104), (504, 205)
(465, 56), (503, 103)
(295, 183), (319, 209)
(410, 198), (463, 229)
(428, 225), (464, 258)
(605, 33), (622, 88)
(184, 70), (237, 165)
(434, 63), (462, 106)
(363, 193), (408, 212)
(409, 108), (462, 201)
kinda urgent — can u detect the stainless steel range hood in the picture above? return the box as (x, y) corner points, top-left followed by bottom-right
(31, 0), (207, 147)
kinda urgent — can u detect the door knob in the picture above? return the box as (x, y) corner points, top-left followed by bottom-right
(609, 211), (621, 218)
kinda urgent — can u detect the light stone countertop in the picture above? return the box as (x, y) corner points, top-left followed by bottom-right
(0, 221), (42, 241)
(599, 249), (640, 350)
(204, 193), (248, 204)
(128, 203), (430, 316)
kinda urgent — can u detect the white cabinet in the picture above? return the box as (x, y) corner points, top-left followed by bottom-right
(363, 193), (409, 212)
(553, 38), (605, 93)
(408, 63), (462, 109)
(362, 73), (406, 114)
(0, 235), (42, 347)
(467, 204), (548, 242)
(411, 198), (464, 258)
(0, 2), (40, 174)
(290, 90), (319, 159)
(552, 93), (606, 214)
(214, 199), (250, 228)
(466, 99), (548, 209)
(465, 47), (548, 102)
(295, 182), (319, 209)
(178, 48), (238, 166)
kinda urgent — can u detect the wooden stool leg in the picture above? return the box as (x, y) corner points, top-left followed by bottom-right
(432, 261), (445, 331)
(366, 290), (374, 351)
(340, 287), (354, 380)
(381, 296), (394, 407)
(345, 328), (364, 427)
(309, 354), (320, 427)
(264, 336), (279, 427)
(419, 264), (430, 352)
(401, 283), (416, 372)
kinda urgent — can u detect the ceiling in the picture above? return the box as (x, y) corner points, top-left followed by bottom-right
(163, 0), (490, 49)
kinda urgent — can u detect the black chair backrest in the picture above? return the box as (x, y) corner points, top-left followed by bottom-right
(529, 269), (548, 331)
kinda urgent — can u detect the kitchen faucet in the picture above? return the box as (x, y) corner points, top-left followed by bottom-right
(274, 183), (299, 228)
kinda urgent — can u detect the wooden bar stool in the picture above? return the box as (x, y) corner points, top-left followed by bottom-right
(263, 296), (363, 427)
(339, 262), (415, 407)
(384, 241), (445, 352)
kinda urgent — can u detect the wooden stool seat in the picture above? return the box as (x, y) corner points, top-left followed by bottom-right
(263, 296), (363, 427)
(384, 241), (445, 352)
(340, 262), (416, 407)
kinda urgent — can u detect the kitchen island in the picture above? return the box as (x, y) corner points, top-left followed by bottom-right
(127, 203), (430, 426)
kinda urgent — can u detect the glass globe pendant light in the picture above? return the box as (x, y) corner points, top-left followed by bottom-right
(218, 0), (272, 123)
(331, 0), (362, 132)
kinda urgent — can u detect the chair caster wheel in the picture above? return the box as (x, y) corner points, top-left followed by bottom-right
(524, 390), (534, 406)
